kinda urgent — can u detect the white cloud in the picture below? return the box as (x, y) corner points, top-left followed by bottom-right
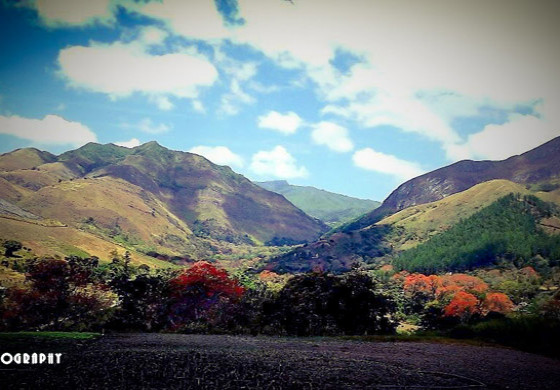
(137, 118), (171, 134)
(257, 111), (302, 135)
(34, 0), (115, 27)
(58, 39), (218, 109)
(353, 148), (424, 182)
(29, 0), (560, 161)
(311, 121), (353, 152)
(446, 114), (559, 161)
(141, 0), (229, 41)
(232, 0), (559, 159)
(250, 146), (308, 179)
(139, 26), (167, 45)
(115, 138), (141, 148)
(149, 96), (174, 111)
(0, 114), (97, 146)
(192, 100), (205, 113)
(188, 146), (244, 168)
(219, 79), (255, 115)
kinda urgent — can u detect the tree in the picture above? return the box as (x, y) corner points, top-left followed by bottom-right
(2, 257), (114, 331)
(403, 273), (440, 297)
(277, 270), (396, 336)
(482, 292), (514, 316)
(166, 261), (245, 329)
(110, 272), (170, 331)
(444, 291), (480, 321)
(3, 240), (22, 257)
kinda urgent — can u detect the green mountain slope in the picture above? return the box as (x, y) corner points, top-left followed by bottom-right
(394, 194), (560, 273)
(267, 137), (560, 274)
(377, 180), (533, 251)
(256, 180), (379, 226)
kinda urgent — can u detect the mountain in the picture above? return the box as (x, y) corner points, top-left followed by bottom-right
(393, 193), (560, 273)
(268, 137), (560, 273)
(377, 179), (534, 252)
(256, 180), (380, 226)
(344, 136), (560, 232)
(0, 142), (328, 267)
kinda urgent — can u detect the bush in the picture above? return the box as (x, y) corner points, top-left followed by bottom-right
(451, 315), (560, 357)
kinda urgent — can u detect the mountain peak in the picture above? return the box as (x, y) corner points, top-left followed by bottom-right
(0, 147), (56, 171)
(137, 140), (163, 148)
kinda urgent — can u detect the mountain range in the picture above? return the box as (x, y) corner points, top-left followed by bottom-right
(256, 180), (379, 227)
(1, 136), (560, 275)
(269, 136), (560, 273)
(0, 142), (327, 267)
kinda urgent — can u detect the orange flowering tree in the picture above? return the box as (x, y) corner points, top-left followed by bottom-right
(481, 292), (514, 316)
(396, 271), (515, 324)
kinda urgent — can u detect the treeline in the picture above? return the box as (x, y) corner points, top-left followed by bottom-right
(394, 194), (560, 273)
(0, 254), (396, 336)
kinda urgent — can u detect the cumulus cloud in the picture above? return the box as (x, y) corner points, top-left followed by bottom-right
(257, 111), (303, 135)
(115, 138), (141, 148)
(235, 1), (560, 159)
(57, 40), (218, 109)
(188, 145), (244, 168)
(137, 118), (171, 134)
(33, 0), (115, 27)
(311, 121), (353, 152)
(141, 0), (229, 42)
(0, 114), (97, 147)
(250, 146), (308, 179)
(446, 114), (559, 161)
(322, 75), (462, 148)
(139, 26), (168, 45)
(353, 148), (424, 182)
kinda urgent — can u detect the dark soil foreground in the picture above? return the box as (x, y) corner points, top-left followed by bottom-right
(1, 333), (560, 389)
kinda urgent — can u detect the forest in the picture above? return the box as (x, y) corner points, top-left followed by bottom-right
(394, 194), (560, 273)
(2, 244), (560, 356)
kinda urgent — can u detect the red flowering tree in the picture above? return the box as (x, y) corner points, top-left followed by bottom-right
(167, 261), (245, 329)
(444, 291), (480, 321)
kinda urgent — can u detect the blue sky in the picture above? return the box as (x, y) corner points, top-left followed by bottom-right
(1, 0), (559, 201)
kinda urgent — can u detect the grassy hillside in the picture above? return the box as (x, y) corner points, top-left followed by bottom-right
(346, 136), (560, 232)
(393, 194), (560, 273)
(268, 179), (560, 274)
(0, 218), (175, 269)
(257, 180), (379, 226)
(378, 180), (532, 251)
(0, 148), (56, 171)
(0, 142), (327, 268)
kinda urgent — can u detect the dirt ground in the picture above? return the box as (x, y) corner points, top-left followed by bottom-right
(1, 333), (560, 389)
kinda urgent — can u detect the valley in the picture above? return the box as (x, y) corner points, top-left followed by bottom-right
(2, 137), (560, 368)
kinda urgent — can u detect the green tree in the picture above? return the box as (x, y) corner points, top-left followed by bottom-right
(3, 240), (22, 257)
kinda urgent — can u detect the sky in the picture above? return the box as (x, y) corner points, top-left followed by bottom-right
(1, 0), (559, 201)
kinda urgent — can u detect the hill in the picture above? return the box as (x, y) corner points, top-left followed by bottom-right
(256, 180), (379, 226)
(268, 137), (560, 274)
(344, 136), (560, 232)
(0, 142), (328, 267)
(393, 194), (560, 273)
(377, 180), (532, 251)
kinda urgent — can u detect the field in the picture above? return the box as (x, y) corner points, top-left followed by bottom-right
(1, 334), (560, 389)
